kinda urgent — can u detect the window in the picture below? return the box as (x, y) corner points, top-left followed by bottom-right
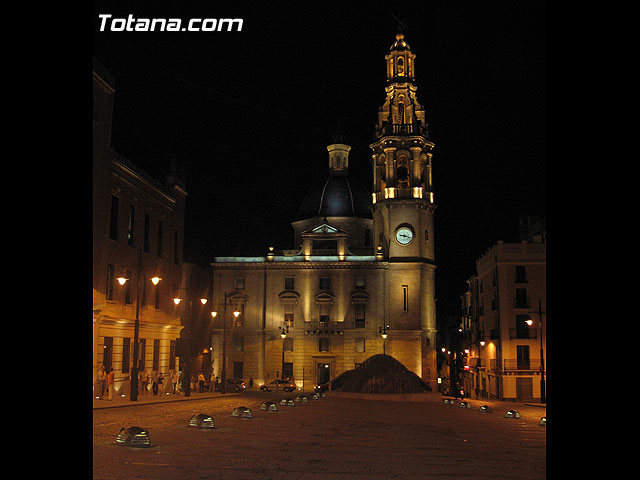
(364, 229), (371, 247)
(124, 270), (133, 305)
(127, 205), (135, 246)
(354, 303), (365, 328)
(284, 304), (294, 327)
(517, 345), (530, 370)
(515, 265), (527, 283)
(103, 337), (113, 369)
(283, 337), (293, 351)
(152, 339), (160, 371)
(515, 288), (528, 308)
(402, 285), (409, 312)
(233, 361), (243, 379)
(319, 277), (331, 291)
(283, 362), (293, 379)
(425, 230), (429, 242)
(157, 221), (163, 258)
(319, 337), (329, 352)
(234, 277), (245, 290)
(355, 338), (365, 353)
(234, 336), (243, 352)
(355, 276), (366, 290)
(122, 338), (131, 374)
(284, 277), (295, 290)
(106, 264), (115, 301)
(319, 302), (330, 323)
(143, 214), (150, 252)
(109, 195), (119, 240)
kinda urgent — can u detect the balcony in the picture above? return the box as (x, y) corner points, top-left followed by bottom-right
(304, 320), (344, 335)
(374, 123), (429, 139)
(503, 359), (542, 372)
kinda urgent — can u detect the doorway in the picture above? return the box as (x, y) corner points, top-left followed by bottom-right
(317, 363), (330, 385)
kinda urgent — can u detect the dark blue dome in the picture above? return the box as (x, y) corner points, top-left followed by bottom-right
(299, 174), (371, 219)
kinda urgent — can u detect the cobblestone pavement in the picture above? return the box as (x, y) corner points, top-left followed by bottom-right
(93, 390), (546, 480)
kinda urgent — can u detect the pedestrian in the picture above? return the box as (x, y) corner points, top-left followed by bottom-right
(141, 371), (149, 395)
(198, 371), (205, 393)
(106, 367), (115, 400)
(158, 372), (165, 395)
(96, 364), (106, 399)
(171, 370), (179, 394)
(249, 376), (254, 389)
(152, 370), (159, 396)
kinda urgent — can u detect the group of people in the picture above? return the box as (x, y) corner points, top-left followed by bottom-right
(95, 365), (182, 399)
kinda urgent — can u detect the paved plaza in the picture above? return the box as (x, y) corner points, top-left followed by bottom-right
(93, 390), (546, 479)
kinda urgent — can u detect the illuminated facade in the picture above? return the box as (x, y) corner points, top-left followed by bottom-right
(462, 218), (546, 402)
(93, 60), (185, 396)
(209, 34), (438, 390)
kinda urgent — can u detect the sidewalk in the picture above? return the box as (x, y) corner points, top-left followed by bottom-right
(93, 390), (240, 409)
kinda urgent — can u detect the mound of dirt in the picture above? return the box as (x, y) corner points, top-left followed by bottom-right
(331, 354), (431, 393)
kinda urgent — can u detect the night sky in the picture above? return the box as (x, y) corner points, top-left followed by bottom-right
(93, 1), (546, 315)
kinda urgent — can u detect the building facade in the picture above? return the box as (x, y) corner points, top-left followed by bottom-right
(461, 218), (546, 402)
(93, 60), (186, 396)
(209, 34), (438, 391)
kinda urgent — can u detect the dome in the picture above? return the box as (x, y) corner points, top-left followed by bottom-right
(299, 174), (372, 219)
(390, 33), (410, 51)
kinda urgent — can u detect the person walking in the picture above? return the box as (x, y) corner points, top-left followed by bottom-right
(106, 367), (115, 400)
(249, 376), (254, 389)
(171, 370), (179, 394)
(141, 371), (149, 395)
(198, 371), (205, 393)
(96, 365), (106, 399)
(152, 370), (159, 396)
(209, 372), (216, 392)
(158, 372), (165, 395)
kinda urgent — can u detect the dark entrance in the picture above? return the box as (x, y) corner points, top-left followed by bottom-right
(317, 363), (330, 385)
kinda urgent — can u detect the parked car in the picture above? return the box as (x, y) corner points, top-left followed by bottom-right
(260, 379), (296, 392)
(225, 378), (246, 391)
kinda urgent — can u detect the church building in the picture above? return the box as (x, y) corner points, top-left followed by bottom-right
(210, 33), (438, 391)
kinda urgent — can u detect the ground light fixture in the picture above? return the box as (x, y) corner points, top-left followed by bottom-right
(232, 406), (252, 418)
(539, 416), (546, 426)
(189, 414), (215, 429)
(479, 405), (493, 413)
(505, 409), (520, 419)
(115, 426), (152, 448)
(261, 401), (278, 411)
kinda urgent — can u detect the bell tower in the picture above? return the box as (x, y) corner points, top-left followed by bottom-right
(370, 33), (437, 389)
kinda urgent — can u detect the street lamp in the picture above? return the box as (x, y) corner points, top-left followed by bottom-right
(173, 292), (209, 397)
(210, 293), (240, 394)
(116, 261), (162, 402)
(279, 323), (290, 379)
(528, 299), (546, 403)
(379, 324), (389, 355)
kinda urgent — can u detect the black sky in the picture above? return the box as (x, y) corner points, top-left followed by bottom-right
(93, 1), (546, 315)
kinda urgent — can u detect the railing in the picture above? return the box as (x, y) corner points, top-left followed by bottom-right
(374, 123), (429, 138)
(304, 320), (345, 335)
(503, 359), (542, 372)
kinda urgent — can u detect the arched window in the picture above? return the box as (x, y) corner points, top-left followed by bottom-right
(397, 57), (404, 76)
(397, 155), (409, 188)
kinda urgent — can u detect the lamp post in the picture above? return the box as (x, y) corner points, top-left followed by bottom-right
(116, 248), (162, 402)
(526, 299), (546, 403)
(172, 292), (209, 397)
(379, 324), (389, 355)
(210, 292), (240, 394)
(279, 323), (289, 379)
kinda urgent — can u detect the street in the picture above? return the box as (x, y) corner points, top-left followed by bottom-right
(93, 391), (546, 479)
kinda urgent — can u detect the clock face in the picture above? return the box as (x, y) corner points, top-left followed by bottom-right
(395, 226), (414, 245)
